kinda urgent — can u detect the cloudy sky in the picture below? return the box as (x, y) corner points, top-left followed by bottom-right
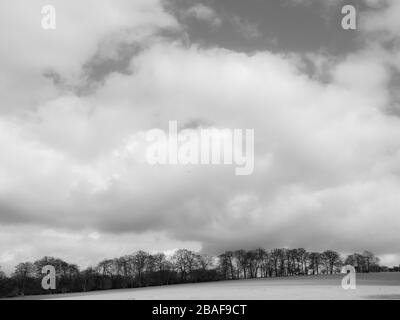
(1, 0), (400, 273)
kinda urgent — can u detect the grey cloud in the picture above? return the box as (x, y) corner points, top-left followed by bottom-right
(78, 42), (142, 95)
(164, 0), (360, 54)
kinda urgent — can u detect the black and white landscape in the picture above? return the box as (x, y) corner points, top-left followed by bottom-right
(1, 0), (400, 300)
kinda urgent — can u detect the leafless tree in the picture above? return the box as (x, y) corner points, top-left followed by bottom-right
(270, 249), (287, 277)
(172, 249), (198, 281)
(257, 249), (272, 277)
(270, 249), (281, 277)
(218, 252), (238, 279)
(252, 248), (267, 278)
(96, 259), (114, 276)
(152, 253), (169, 272)
(362, 251), (380, 273)
(13, 262), (35, 296)
(297, 248), (309, 275)
(309, 252), (322, 275)
(34, 256), (79, 280)
(287, 249), (297, 275)
(321, 250), (342, 274)
(196, 254), (214, 271)
(132, 251), (150, 286)
(234, 250), (249, 279)
(225, 251), (237, 279)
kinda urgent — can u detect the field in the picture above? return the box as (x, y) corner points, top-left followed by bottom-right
(12, 273), (400, 300)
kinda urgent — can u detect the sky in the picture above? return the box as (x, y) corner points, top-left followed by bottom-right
(1, 0), (400, 274)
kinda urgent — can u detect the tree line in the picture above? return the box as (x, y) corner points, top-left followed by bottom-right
(0, 248), (384, 298)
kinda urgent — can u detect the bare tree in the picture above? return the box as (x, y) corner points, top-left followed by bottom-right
(321, 250), (342, 274)
(33, 256), (79, 281)
(344, 253), (364, 272)
(116, 256), (130, 277)
(234, 250), (249, 279)
(196, 254), (214, 271)
(225, 251), (237, 279)
(80, 266), (97, 291)
(96, 259), (114, 277)
(309, 252), (322, 275)
(172, 249), (198, 282)
(218, 253), (232, 280)
(253, 248), (267, 278)
(270, 249), (281, 277)
(278, 249), (288, 276)
(344, 252), (379, 273)
(132, 251), (150, 286)
(123, 255), (137, 286)
(152, 253), (169, 272)
(297, 248), (309, 275)
(362, 251), (379, 273)
(13, 262), (35, 296)
(258, 249), (272, 277)
(287, 249), (297, 276)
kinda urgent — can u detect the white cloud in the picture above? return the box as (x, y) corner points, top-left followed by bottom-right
(361, 0), (400, 41)
(88, 232), (101, 240)
(185, 4), (222, 27)
(0, 0), (179, 112)
(0, 225), (200, 275)
(1, 0), (400, 269)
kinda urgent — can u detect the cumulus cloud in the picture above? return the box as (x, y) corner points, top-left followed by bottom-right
(1, 0), (400, 271)
(0, 225), (200, 273)
(0, 0), (179, 113)
(361, 0), (400, 41)
(185, 4), (222, 27)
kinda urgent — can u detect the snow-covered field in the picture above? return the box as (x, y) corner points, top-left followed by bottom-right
(17, 273), (400, 300)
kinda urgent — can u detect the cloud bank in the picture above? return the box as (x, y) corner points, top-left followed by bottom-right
(0, 0), (400, 272)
